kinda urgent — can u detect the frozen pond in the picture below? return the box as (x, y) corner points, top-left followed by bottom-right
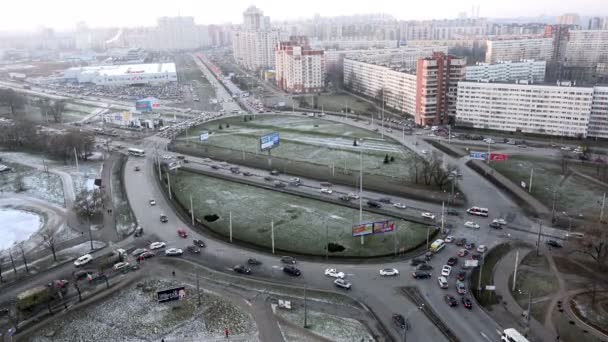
(0, 208), (42, 249)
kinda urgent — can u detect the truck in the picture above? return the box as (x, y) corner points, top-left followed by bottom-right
(17, 280), (69, 314)
(99, 249), (127, 270)
(463, 259), (479, 269)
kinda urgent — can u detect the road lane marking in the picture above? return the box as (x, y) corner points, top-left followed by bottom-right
(480, 332), (491, 342)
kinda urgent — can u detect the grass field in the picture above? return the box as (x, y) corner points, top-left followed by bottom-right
(171, 171), (428, 257)
(295, 93), (377, 116)
(491, 155), (608, 216)
(176, 115), (416, 179)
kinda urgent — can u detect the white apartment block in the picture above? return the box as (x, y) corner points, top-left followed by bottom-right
(465, 60), (546, 82)
(589, 87), (608, 139)
(275, 39), (325, 93)
(564, 30), (608, 67)
(485, 38), (554, 63)
(232, 6), (284, 70)
(456, 81), (594, 137)
(343, 58), (417, 114)
(325, 45), (447, 72)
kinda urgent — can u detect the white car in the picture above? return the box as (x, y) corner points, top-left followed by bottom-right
(379, 268), (399, 276)
(113, 262), (130, 271)
(334, 278), (352, 289)
(320, 188), (333, 194)
(149, 241), (167, 250)
(162, 155), (172, 160)
(348, 193), (359, 200)
(438, 276), (449, 289)
(165, 248), (183, 256)
(477, 245), (487, 253)
(492, 218), (507, 226)
(74, 254), (93, 267)
(149, 199), (156, 206)
(441, 265), (452, 277)
(393, 203), (407, 209)
(464, 221), (480, 229)
(445, 236), (455, 243)
(421, 212), (436, 220)
(324, 268), (345, 279)
(421, 150), (429, 154)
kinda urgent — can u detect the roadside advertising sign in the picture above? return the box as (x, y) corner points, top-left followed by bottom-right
(353, 220), (396, 237)
(157, 287), (186, 303)
(352, 223), (374, 237)
(373, 220), (395, 234)
(469, 151), (487, 160)
(260, 132), (280, 151)
(489, 153), (508, 162)
(200, 131), (209, 141)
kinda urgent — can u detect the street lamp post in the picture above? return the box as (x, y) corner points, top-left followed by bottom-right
(402, 304), (424, 342)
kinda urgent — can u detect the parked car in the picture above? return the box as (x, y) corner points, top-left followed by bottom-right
(445, 236), (455, 243)
(547, 240), (563, 248)
(177, 229), (188, 238)
(421, 212), (436, 220)
(417, 264), (433, 271)
(283, 265), (301, 276)
(447, 257), (458, 266)
(187, 246), (201, 254)
(457, 271), (467, 282)
(445, 295), (458, 307)
(334, 278), (352, 289)
(476, 245), (487, 253)
(457, 282), (467, 295)
(455, 238), (467, 246)
(193, 239), (206, 248)
(149, 241), (166, 250)
(441, 265), (452, 277)
(165, 248), (183, 256)
(324, 268), (345, 279)
(458, 249), (469, 257)
(379, 268), (399, 276)
(74, 254), (93, 267)
(412, 271), (432, 279)
(247, 258), (262, 265)
(465, 242), (476, 250)
(438, 276), (449, 289)
(131, 248), (148, 256)
(393, 203), (407, 209)
(462, 297), (473, 309)
(233, 265), (251, 274)
(281, 256), (296, 264)
(464, 221), (480, 229)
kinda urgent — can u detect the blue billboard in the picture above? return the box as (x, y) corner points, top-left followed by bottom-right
(260, 132), (280, 151)
(135, 97), (159, 112)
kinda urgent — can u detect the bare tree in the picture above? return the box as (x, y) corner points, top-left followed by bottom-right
(14, 173), (26, 192)
(73, 189), (103, 218)
(0, 256), (4, 283)
(8, 250), (17, 274)
(0, 88), (26, 116)
(17, 243), (29, 273)
(40, 99), (66, 123)
(42, 230), (58, 262)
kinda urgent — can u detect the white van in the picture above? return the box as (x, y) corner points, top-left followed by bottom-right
(467, 206), (489, 217)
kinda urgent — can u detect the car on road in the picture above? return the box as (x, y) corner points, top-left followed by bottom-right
(290, 177), (301, 183)
(367, 200), (381, 208)
(438, 276), (449, 289)
(421, 150), (428, 154)
(160, 214), (168, 223)
(378, 197), (391, 204)
(379, 268), (399, 276)
(465, 242), (476, 250)
(165, 248), (183, 256)
(131, 248), (148, 256)
(193, 239), (206, 248)
(458, 249), (469, 257)
(447, 257), (458, 266)
(320, 188), (333, 194)
(464, 221), (480, 229)
(137, 251), (155, 261)
(447, 208), (459, 216)
(324, 268), (345, 279)
(546, 240), (563, 248)
(410, 258), (425, 266)
(113, 262), (130, 271)
(274, 181), (286, 188)
(211, 165), (219, 170)
(489, 221), (502, 229)
(417, 264), (433, 271)
(493, 218), (507, 226)
(149, 242), (166, 250)
(393, 203), (407, 209)
(441, 265), (452, 277)
(457, 282), (467, 295)
(334, 278), (352, 289)
(445, 295), (458, 307)
(177, 229), (188, 238)
(283, 265), (301, 276)
(412, 271), (432, 279)
(476, 245), (487, 253)
(233, 265), (251, 274)
(73, 270), (90, 280)
(445, 236), (455, 243)
(339, 195), (350, 201)
(74, 254), (93, 267)
(348, 193), (359, 200)
(457, 271), (466, 282)
(187, 246), (201, 254)
(242, 171), (252, 176)
(462, 297), (473, 309)
(162, 155), (172, 160)
(421, 212), (436, 220)
(281, 256), (297, 264)
(392, 313), (407, 330)
(455, 238), (466, 246)
(247, 258), (262, 265)
(270, 170), (280, 176)
(134, 226), (143, 237)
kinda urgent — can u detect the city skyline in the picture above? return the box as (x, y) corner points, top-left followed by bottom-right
(0, 0), (606, 32)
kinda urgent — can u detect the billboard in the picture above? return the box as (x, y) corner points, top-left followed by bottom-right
(352, 220), (395, 237)
(469, 151), (487, 160)
(157, 287), (186, 303)
(135, 97), (160, 112)
(260, 132), (280, 151)
(200, 131), (209, 141)
(489, 153), (508, 162)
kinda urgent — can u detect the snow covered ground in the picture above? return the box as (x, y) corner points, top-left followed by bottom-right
(0, 208), (41, 249)
(276, 307), (373, 342)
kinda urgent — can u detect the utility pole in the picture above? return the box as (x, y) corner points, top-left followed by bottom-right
(448, 126), (452, 144)
(477, 259), (484, 294)
(229, 211), (233, 243)
(167, 172), (172, 200)
(190, 195), (194, 225)
(359, 149), (364, 245)
(551, 189), (557, 223)
(512, 250), (519, 292)
(529, 168), (534, 193)
(73, 147), (79, 172)
(157, 155), (162, 182)
(304, 286), (308, 328)
(88, 215), (94, 251)
(536, 220), (543, 256)
(440, 202), (445, 234)
(393, 225), (398, 257)
(601, 192), (606, 223)
(381, 94), (385, 139)
(426, 226), (430, 249)
(271, 220), (275, 254)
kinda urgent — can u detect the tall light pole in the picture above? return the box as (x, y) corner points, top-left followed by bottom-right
(359, 148), (364, 245)
(562, 211), (572, 235)
(401, 304), (424, 342)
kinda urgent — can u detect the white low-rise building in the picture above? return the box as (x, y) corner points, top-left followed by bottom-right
(465, 60), (546, 82)
(456, 81), (594, 137)
(63, 63), (177, 86)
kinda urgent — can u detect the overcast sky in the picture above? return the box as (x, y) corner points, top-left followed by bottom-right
(0, 0), (605, 32)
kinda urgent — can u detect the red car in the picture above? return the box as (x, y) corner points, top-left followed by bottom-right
(177, 229), (188, 238)
(137, 251), (155, 261)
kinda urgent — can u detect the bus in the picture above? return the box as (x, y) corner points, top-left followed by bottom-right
(429, 239), (446, 253)
(466, 206), (489, 217)
(127, 148), (145, 157)
(501, 328), (529, 342)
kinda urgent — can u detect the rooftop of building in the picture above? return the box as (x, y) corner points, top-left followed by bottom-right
(470, 59), (545, 66)
(66, 63), (176, 76)
(459, 79), (608, 89)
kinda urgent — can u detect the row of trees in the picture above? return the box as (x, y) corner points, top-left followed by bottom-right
(0, 88), (26, 116)
(411, 152), (458, 190)
(0, 88), (66, 123)
(0, 120), (95, 163)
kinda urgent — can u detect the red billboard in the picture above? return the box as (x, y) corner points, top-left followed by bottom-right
(352, 220), (395, 237)
(373, 221), (395, 234)
(489, 153), (508, 162)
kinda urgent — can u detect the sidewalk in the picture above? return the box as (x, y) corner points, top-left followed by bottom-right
(493, 248), (556, 342)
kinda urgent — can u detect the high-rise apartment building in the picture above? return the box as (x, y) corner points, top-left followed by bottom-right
(464, 60), (546, 82)
(275, 37), (325, 93)
(343, 52), (464, 125)
(563, 30), (608, 67)
(558, 13), (580, 26)
(155, 16), (208, 50)
(232, 6), (283, 70)
(589, 87), (608, 139)
(485, 38), (554, 63)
